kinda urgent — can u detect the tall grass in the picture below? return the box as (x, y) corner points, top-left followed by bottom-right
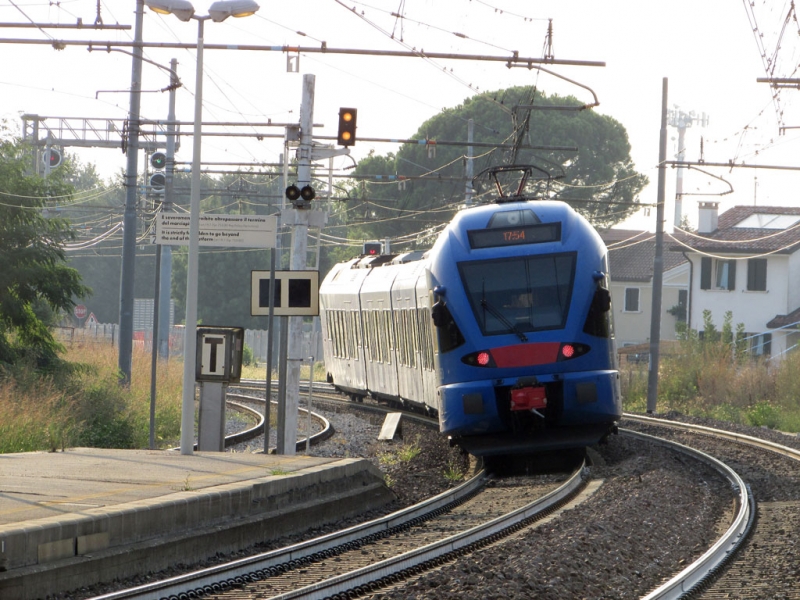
(621, 337), (800, 432)
(0, 343), (183, 453)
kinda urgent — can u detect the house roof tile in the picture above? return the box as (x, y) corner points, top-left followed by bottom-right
(671, 205), (800, 255)
(599, 229), (689, 282)
(767, 306), (800, 329)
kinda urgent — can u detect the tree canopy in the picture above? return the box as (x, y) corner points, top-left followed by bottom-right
(0, 130), (89, 366)
(324, 86), (648, 258)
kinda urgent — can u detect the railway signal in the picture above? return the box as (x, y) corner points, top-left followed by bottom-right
(337, 108), (357, 146)
(42, 148), (62, 168)
(285, 184), (316, 208)
(362, 241), (381, 255)
(149, 152), (167, 194)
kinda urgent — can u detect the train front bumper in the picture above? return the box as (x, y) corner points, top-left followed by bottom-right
(437, 369), (621, 437)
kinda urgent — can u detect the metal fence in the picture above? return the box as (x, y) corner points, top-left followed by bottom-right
(55, 324), (323, 365)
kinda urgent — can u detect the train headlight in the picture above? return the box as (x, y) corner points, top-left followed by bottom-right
(557, 342), (590, 361)
(461, 350), (497, 368)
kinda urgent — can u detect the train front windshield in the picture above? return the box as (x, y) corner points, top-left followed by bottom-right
(459, 253), (576, 336)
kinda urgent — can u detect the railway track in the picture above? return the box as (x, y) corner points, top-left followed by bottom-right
(223, 389), (775, 599)
(88, 457), (590, 600)
(622, 413), (800, 599)
(87, 403), (765, 600)
(79, 379), (800, 600)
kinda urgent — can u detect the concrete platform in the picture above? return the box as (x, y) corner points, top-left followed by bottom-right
(0, 448), (394, 600)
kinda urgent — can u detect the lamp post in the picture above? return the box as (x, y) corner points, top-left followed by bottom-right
(145, 0), (260, 455)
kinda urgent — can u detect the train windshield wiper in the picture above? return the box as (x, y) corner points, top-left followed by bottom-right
(480, 298), (528, 342)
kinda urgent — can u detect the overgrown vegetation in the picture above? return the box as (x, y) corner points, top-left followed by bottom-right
(621, 312), (800, 432)
(0, 343), (182, 453)
(378, 437), (422, 466)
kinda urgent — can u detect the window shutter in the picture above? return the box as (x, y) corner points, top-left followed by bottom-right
(700, 257), (712, 290)
(727, 260), (736, 291)
(747, 259), (767, 291)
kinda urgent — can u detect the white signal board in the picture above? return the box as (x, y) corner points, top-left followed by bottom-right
(156, 213), (277, 248)
(251, 270), (319, 317)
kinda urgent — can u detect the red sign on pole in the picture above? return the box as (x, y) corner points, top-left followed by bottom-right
(74, 305), (87, 319)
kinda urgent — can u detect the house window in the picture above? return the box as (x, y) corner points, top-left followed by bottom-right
(700, 257), (736, 291)
(749, 333), (772, 357)
(669, 289), (688, 322)
(624, 287), (640, 312)
(747, 258), (767, 291)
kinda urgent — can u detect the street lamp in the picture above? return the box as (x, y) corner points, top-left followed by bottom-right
(145, 0), (260, 455)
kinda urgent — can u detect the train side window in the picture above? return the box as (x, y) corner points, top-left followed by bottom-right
(377, 310), (387, 363)
(408, 310), (418, 368)
(346, 311), (355, 358)
(330, 311), (338, 357)
(351, 310), (361, 355)
(421, 308), (434, 369)
(340, 311), (349, 358)
(384, 310), (393, 363)
(362, 310), (372, 361)
(371, 311), (380, 362)
(394, 311), (406, 366)
(332, 311), (339, 358)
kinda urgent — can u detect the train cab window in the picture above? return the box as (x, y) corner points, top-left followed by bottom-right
(459, 253), (576, 336)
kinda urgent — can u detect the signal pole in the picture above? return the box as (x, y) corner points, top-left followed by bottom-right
(278, 75), (315, 454)
(158, 58), (179, 359)
(277, 74), (337, 454)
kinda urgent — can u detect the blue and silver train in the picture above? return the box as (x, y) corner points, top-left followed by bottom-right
(319, 197), (621, 456)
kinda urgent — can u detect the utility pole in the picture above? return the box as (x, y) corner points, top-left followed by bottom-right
(465, 119), (474, 206)
(647, 78), (668, 414)
(118, 0), (145, 385)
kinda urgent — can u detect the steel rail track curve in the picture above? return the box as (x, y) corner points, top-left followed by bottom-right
(86, 462), (490, 600)
(621, 415), (758, 599)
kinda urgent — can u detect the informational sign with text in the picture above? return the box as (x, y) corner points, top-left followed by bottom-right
(156, 213), (277, 248)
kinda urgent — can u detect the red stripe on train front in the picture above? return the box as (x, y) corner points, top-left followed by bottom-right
(490, 342), (561, 367)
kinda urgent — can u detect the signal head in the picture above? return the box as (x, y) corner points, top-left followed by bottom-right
(150, 152), (167, 170)
(42, 148), (62, 168)
(362, 241), (381, 256)
(150, 172), (166, 193)
(337, 107), (357, 147)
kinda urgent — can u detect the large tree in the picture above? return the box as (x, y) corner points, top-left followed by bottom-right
(327, 87), (648, 256)
(0, 131), (89, 366)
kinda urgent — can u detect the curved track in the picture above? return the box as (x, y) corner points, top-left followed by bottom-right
(623, 413), (800, 599)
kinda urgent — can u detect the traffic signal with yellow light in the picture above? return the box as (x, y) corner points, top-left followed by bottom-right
(337, 108), (357, 146)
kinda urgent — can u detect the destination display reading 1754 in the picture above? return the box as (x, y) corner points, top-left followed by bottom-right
(467, 222), (562, 249)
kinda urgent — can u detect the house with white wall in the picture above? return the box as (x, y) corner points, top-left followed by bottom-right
(599, 229), (690, 349)
(672, 202), (800, 359)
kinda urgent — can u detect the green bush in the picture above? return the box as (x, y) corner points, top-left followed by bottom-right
(745, 401), (781, 429)
(242, 344), (254, 367)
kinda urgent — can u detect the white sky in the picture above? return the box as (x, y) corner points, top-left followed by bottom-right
(2, 0), (800, 231)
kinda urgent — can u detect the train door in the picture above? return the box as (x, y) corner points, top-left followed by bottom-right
(360, 267), (400, 400)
